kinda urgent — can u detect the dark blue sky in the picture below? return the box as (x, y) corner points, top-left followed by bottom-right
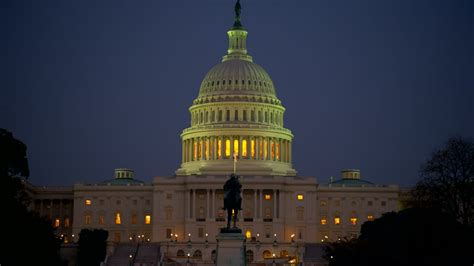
(1, 0), (473, 186)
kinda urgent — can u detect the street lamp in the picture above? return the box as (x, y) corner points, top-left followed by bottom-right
(205, 233), (209, 248)
(273, 234), (278, 247)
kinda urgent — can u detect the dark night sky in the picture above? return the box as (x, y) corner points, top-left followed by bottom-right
(1, 0), (473, 186)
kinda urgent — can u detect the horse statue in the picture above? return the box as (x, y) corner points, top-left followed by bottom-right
(223, 173), (242, 229)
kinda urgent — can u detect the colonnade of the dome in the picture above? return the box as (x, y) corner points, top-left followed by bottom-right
(181, 136), (292, 164)
(190, 104), (284, 127)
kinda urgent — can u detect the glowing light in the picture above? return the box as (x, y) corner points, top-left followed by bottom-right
(297, 194), (304, 200)
(321, 217), (327, 225)
(115, 212), (121, 225)
(250, 139), (255, 158)
(216, 139), (221, 158)
(245, 230), (251, 239)
(54, 218), (60, 228)
(242, 139), (247, 157)
(264, 194), (271, 200)
(334, 216), (341, 225)
(85, 199), (91, 206)
(193, 142), (198, 160)
(225, 139), (231, 157)
(145, 215), (151, 225)
(233, 139), (239, 156)
(350, 217), (358, 225)
(276, 142), (280, 160)
(367, 215), (374, 221)
(263, 140), (268, 159)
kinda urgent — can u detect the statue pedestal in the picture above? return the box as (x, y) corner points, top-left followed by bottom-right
(216, 229), (246, 266)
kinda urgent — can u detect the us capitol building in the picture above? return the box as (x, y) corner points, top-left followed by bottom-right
(27, 2), (401, 265)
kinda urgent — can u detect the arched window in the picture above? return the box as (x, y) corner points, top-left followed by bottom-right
(200, 112), (203, 123)
(250, 139), (255, 158)
(225, 139), (231, 157)
(218, 110), (223, 121)
(242, 139), (247, 157)
(193, 141), (198, 160)
(263, 250), (272, 259)
(251, 110), (255, 121)
(243, 110), (247, 121)
(234, 110), (239, 121)
(218, 139), (222, 158)
(280, 250), (289, 257)
(258, 111), (262, 122)
(115, 212), (121, 225)
(198, 139), (203, 159)
(211, 110), (215, 122)
(226, 110), (230, 121)
(276, 142), (280, 160)
(271, 140), (275, 160)
(211, 250), (217, 262)
(193, 250), (202, 259)
(177, 250), (185, 258)
(246, 250), (254, 263)
(263, 140), (268, 159)
(233, 139), (239, 157)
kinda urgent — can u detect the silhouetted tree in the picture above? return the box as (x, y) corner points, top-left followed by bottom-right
(411, 137), (474, 227)
(0, 128), (62, 266)
(324, 208), (474, 266)
(77, 229), (109, 266)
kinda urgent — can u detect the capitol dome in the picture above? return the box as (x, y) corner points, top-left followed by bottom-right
(175, 0), (296, 177)
(195, 60), (281, 105)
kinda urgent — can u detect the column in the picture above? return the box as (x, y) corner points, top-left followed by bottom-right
(273, 189), (277, 219)
(254, 190), (257, 219)
(206, 189), (210, 219)
(289, 141), (292, 163)
(259, 190), (263, 219)
(186, 190), (190, 219)
(230, 136), (234, 159)
(200, 137), (205, 160)
(278, 138), (282, 162)
(267, 137), (272, 161)
(182, 140), (186, 163)
(213, 137), (217, 160)
(279, 190), (283, 219)
(211, 189), (216, 219)
(192, 189), (196, 219)
(255, 137), (260, 160)
(238, 136), (242, 159)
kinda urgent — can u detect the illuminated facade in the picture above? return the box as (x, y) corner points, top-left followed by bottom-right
(27, 2), (402, 265)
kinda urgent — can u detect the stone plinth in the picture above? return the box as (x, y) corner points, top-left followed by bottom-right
(216, 231), (246, 266)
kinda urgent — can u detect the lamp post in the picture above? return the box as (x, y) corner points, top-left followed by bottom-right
(256, 233), (261, 250)
(205, 233), (209, 248)
(129, 254), (133, 266)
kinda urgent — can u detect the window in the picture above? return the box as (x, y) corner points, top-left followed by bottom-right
(177, 250), (185, 258)
(115, 212), (121, 225)
(245, 230), (252, 239)
(99, 199), (104, 205)
(334, 216), (341, 225)
(243, 110), (247, 121)
(145, 215), (151, 224)
(367, 215), (374, 221)
(133, 199), (137, 205)
(193, 250), (202, 259)
(263, 250), (272, 259)
(116, 200), (121, 205)
(381, 201), (386, 206)
(225, 139), (231, 157)
(54, 218), (60, 228)
(234, 110), (238, 121)
(350, 217), (358, 225)
(368, 201), (373, 206)
(146, 199), (151, 205)
(264, 194), (271, 200)
(198, 227), (204, 238)
(85, 199), (91, 206)
(131, 213), (138, 224)
(64, 217), (70, 228)
(218, 110), (222, 121)
(320, 216), (327, 225)
(218, 139), (222, 158)
(233, 139), (239, 156)
(166, 193), (172, 199)
(242, 139), (247, 157)
(226, 110), (230, 121)
(99, 215), (105, 225)
(297, 194), (304, 201)
(85, 215), (91, 225)
(320, 200), (327, 207)
(165, 206), (173, 220)
(250, 139), (255, 158)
